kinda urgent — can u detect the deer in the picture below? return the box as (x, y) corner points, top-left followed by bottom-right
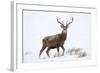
(39, 17), (74, 57)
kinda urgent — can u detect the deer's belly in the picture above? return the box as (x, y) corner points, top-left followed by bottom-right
(47, 41), (65, 48)
(49, 46), (57, 49)
(47, 42), (57, 48)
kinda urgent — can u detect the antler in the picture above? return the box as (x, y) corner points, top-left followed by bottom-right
(57, 18), (65, 28)
(57, 18), (64, 25)
(66, 16), (74, 26)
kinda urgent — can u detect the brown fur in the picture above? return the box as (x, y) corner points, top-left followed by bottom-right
(39, 17), (73, 57)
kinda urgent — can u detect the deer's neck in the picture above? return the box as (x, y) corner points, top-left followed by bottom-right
(60, 31), (67, 41)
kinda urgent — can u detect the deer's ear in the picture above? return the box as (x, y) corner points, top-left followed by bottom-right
(60, 24), (64, 29)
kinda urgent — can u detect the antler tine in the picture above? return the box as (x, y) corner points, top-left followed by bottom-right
(71, 16), (74, 23)
(66, 21), (68, 25)
(57, 18), (64, 25)
(66, 16), (74, 25)
(62, 21), (64, 25)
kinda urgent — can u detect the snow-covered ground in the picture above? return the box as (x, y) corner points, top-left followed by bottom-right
(23, 48), (89, 63)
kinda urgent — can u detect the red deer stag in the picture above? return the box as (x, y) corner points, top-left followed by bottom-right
(39, 17), (74, 57)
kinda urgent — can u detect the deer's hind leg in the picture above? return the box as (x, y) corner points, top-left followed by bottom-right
(46, 48), (51, 57)
(57, 46), (60, 56)
(39, 43), (47, 57)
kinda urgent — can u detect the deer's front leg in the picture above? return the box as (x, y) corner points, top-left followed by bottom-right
(61, 46), (65, 56)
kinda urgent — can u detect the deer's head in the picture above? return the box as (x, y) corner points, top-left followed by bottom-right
(57, 17), (74, 34)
